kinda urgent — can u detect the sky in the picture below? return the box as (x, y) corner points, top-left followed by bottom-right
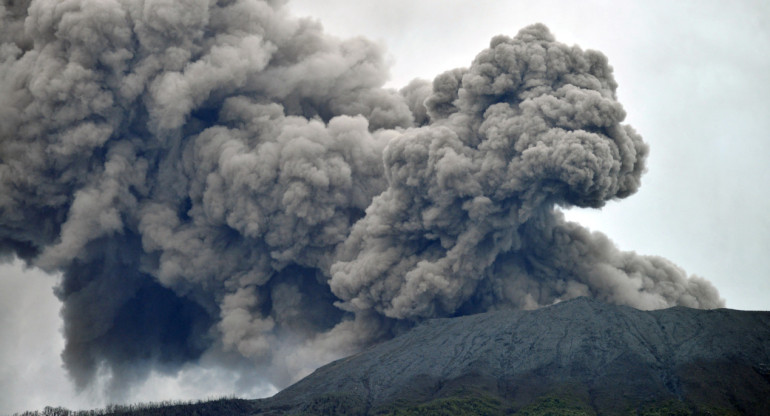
(1, 0), (768, 413)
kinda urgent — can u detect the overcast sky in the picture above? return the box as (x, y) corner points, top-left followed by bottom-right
(1, 0), (768, 413)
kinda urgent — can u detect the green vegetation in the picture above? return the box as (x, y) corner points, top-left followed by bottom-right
(295, 393), (367, 415)
(11, 391), (750, 415)
(689, 405), (742, 416)
(511, 395), (595, 416)
(376, 393), (503, 416)
(629, 400), (741, 416)
(632, 400), (691, 416)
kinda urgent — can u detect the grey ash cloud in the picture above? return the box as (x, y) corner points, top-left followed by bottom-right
(0, 0), (722, 397)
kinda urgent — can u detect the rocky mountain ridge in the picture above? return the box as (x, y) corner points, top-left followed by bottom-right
(256, 297), (770, 414)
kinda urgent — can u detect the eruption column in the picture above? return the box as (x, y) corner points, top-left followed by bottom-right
(0, 0), (722, 396)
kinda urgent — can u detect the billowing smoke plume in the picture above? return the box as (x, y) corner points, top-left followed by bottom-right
(0, 0), (722, 397)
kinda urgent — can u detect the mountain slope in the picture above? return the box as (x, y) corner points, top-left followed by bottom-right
(256, 297), (770, 415)
(31, 298), (768, 415)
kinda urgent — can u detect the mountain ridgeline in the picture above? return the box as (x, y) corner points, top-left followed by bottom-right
(257, 297), (770, 415)
(19, 298), (770, 415)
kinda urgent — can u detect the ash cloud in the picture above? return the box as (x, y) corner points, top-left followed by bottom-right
(0, 0), (722, 396)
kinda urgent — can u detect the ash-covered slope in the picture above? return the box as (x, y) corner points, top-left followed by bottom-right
(257, 297), (770, 414)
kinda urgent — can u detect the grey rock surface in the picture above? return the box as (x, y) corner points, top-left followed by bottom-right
(262, 297), (770, 413)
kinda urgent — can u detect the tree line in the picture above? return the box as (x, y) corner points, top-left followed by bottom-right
(12, 397), (257, 416)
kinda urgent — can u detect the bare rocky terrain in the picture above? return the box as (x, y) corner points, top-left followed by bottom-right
(255, 297), (770, 414)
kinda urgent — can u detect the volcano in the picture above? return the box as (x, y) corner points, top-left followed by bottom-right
(251, 297), (770, 415)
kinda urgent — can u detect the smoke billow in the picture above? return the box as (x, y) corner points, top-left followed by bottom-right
(0, 0), (722, 397)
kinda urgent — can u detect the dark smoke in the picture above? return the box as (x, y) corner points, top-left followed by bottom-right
(0, 0), (722, 397)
